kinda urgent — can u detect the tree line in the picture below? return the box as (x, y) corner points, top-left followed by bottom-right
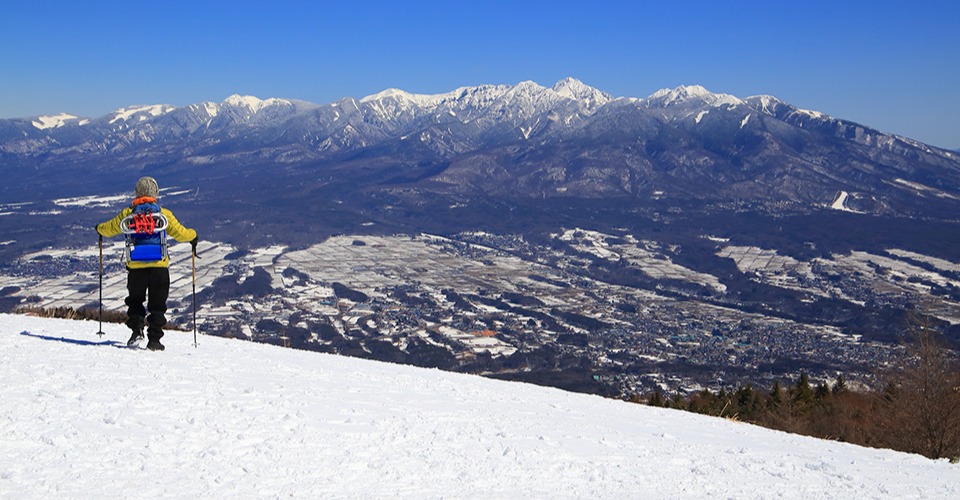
(634, 321), (960, 461)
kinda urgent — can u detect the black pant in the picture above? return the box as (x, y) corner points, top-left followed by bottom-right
(125, 267), (170, 339)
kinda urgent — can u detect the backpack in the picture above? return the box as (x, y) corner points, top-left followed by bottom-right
(120, 200), (169, 262)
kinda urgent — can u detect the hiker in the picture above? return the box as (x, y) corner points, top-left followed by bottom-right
(96, 177), (198, 350)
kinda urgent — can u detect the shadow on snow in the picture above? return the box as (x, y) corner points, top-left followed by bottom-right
(19, 331), (123, 347)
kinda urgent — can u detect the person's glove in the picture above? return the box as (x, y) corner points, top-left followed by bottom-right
(190, 236), (199, 257)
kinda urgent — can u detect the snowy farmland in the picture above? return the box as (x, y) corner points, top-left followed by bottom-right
(717, 245), (822, 296)
(559, 228), (728, 293)
(2, 227), (958, 394)
(718, 244), (960, 324)
(1, 240), (234, 316)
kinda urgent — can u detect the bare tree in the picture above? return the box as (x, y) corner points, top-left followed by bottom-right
(875, 313), (960, 459)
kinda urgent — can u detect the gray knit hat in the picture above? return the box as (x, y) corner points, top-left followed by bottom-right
(134, 176), (159, 198)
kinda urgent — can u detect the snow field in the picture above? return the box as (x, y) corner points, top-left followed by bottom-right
(1, 314), (958, 499)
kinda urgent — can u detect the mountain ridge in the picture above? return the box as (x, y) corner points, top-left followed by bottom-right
(2, 77), (959, 222)
(4, 78), (954, 163)
(6, 78), (954, 161)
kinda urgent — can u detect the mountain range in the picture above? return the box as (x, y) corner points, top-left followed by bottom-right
(3, 78), (959, 220)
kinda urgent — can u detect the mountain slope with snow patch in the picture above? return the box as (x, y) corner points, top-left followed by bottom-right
(3, 78), (959, 218)
(0, 314), (956, 498)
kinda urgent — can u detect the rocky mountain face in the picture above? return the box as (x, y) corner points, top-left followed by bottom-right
(3, 78), (959, 219)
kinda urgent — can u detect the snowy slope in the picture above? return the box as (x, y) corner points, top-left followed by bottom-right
(1, 314), (957, 499)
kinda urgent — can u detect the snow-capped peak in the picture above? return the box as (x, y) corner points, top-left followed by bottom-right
(222, 94), (292, 113)
(223, 94), (263, 109)
(649, 85), (711, 100)
(552, 77), (613, 109)
(552, 77), (591, 98)
(358, 79), (615, 119)
(31, 113), (80, 130)
(359, 80), (583, 124)
(514, 80), (545, 91)
(646, 85), (742, 108)
(359, 88), (446, 109)
(744, 95), (786, 115)
(108, 104), (175, 125)
(360, 88), (413, 103)
(193, 101), (221, 118)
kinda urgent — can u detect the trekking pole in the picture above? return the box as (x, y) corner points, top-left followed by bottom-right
(192, 245), (198, 348)
(97, 234), (105, 337)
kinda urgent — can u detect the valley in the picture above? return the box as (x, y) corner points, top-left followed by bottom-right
(3, 192), (958, 397)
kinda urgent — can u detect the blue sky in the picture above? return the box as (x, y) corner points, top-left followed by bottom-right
(2, 0), (958, 148)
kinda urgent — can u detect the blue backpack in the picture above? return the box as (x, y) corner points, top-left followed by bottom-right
(120, 200), (169, 262)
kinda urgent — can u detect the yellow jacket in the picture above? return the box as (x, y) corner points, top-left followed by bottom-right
(97, 199), (197, 269)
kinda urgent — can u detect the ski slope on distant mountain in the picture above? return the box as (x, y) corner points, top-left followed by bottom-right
(0, 314), (957, 498)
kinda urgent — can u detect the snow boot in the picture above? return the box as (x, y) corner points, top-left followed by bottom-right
(127, 327), (145, 347)
(146, 327), (164, 351)
(126, 316), (145, 346)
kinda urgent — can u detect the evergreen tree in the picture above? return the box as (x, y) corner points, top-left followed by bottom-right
(735, 384), (762, 421)
(769, 381), (784, 409)
(832, 374), (847, 395)
(793, 371), (815, 411)
(815, 381), (831, 402)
